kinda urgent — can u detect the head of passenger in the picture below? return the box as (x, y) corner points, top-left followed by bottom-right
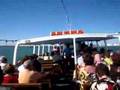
(23, 60), (34, 71)
(23, 59), (41, 72)
(95, 63), (109, 78)
(21, 55), (31, 64)
(83, 53), (94, 65)
(31, 60), (41, 72)
(30, 54), (38, 60)
(105, 51), (111, 58)
(0, 56), (7, 63)
(4, 64), (16, 75)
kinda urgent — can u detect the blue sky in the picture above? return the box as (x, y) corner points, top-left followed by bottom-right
(0, 0), (120, 40)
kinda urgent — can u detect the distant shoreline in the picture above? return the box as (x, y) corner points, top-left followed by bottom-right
(0, 44), (119, 47)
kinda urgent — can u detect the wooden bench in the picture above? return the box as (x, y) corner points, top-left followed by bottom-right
(1, 78), (52, 90)
(1, 83), (42, 90)
(41, 60), (54, 71)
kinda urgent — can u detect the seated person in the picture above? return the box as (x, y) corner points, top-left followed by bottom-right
(0, 56), (8, 71)
(18, 59), (47, 83)
(90, 63), (114, 90)
(2, 64), (18, 83)
(0, 66), (3, 83)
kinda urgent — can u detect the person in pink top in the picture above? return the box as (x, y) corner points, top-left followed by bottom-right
(94, 54), (101, 65)
(92, 48), (102, 66)
(82, 53), (95, 75)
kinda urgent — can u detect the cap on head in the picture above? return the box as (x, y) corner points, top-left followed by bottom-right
(0, 56), (7, 63)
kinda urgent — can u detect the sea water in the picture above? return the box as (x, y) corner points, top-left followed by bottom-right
(0, 45), (49, 63)
(0, 46), (120, 64)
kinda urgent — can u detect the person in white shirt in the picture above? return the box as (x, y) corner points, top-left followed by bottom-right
(0, 56), (8, 70)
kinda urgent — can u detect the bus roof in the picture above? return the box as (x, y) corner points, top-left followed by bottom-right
(17, 33), (117, 45)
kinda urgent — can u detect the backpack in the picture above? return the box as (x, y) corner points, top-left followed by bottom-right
(91, 78), (115, 90)
(87, 73), (97, 85)
(107, 81), (114, 90)
(113, 80), (120, 90)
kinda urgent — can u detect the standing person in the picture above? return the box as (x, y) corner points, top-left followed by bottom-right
(92, 48), (102, 66)
(80, 53), (96, 90)
(77, 51), (84, 67)
(52, 51), (63, 64)
(63, 44), (72, 59)
(90, 63), (114, 90)
(52, 46), (60, 55)
(73, 53), (96, 90)
(104, 52), (113, 70)
(72, 64), (81, 90)
(73, 64), (81, 81)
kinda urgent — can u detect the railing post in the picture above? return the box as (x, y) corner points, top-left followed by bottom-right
(73, 38), (77, 64)
(13, 42), (19, 65)
(33, 45), (36, 54)
(37, 45), (40, 55)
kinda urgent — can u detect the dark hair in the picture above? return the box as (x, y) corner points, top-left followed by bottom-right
(83, 53), (94, 65)
(96, 63), (109, 77)
(4, 64), (15, 74)
(105, 52), (110, 58)
(32, 60), (41, 72)
(23, 60), (34, 71)
(1, 57), (7, 63)
(112, 53), (120, 66)
(23, 59), (41, 72)
(100, 48), (105, 54)
(30, 54), (38, 60)
(21, 55), (31, 64)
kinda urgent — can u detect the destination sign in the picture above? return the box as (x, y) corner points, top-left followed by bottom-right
(51, 30), (84, 36)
